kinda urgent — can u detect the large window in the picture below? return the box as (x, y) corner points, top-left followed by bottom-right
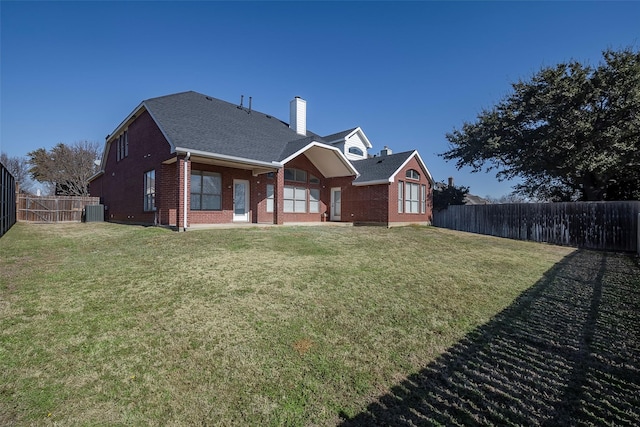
(191, 170), (221, 210)
(405, 182), (420, 214)
(144, 169), (155, 211)
(398, 180), (403, 213)
(266, 184), (274, 213)
(284, 186), (306, 213)
(309, 188), (320, 213)
(421, 184), (427, 214)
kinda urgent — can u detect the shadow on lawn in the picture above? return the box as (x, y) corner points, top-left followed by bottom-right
(340, 250), (640, 426)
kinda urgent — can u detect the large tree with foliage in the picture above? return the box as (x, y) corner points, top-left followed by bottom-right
(27, 141), (100, 196)
(442, 48), (640, 201)
(432, 181), (470, 211)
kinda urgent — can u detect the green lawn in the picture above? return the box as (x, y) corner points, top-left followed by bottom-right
(0, 222), (616, 425)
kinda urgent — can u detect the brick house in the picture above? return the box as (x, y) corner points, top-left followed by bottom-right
(89, 91), (433, 229)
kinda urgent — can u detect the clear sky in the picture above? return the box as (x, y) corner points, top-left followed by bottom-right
(1, 1), (639, 198)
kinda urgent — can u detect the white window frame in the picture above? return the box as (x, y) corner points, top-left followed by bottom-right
(284, 185), (306, 213)
(144, 169), (156, 212)
(405, 182), (420, 214)
(406, 169), (420, 180)
(421, 184), (427, 214)
(266, 184), (274, 213)
(191, 170), (222, 211)
(398, 180), (403, 213)
(309, 188), (320, 213)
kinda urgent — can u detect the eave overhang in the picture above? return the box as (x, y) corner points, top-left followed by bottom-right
(170, 147), (282, 176)
(280, 141), (359, 178)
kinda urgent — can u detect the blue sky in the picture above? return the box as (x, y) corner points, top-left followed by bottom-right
(1, 1), (639, 198)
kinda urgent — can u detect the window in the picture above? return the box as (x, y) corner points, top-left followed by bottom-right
(144, 170), (155, 211)
(284, 186), (306, 213)
(284, 168), (307, 183)
(191, 170), (221, 210)
(348, 146), (364, 156)
(116, 131), (128, 161)
(421, 184), (427, 214)
(309, 174), (320, 185)
(398, 181), (403, 213)
(406, 169), (420, 180)
(310, 188), (320, 213)
(405, 182), (420, 213)
(266, 172), (275, 179)
(266, 184), (274, 213)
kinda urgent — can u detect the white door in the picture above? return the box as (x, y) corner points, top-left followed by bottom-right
(233, 180), (250, 222)
(330, 187), (341, 221)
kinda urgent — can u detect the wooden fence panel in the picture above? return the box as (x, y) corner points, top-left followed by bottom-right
(433, 201), (640, 252)
(17, 195), (100, 223)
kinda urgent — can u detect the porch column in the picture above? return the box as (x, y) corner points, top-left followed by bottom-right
(177, 154), (191, 231)
(274, 168), (284, 225)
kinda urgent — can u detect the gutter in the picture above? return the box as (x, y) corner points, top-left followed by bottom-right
(175, 147), (282, 170)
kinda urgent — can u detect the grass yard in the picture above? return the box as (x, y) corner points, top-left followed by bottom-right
(1, 222), (638, 425)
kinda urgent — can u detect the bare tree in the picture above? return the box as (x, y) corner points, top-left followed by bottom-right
(27, 141), (100, 196)
(1, 152), (33, 193)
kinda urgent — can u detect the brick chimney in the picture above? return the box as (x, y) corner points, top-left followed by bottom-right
(290, 96), (306, 135)
(448, 176), (454, 187)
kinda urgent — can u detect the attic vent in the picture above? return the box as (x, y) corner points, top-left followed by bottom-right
(205, 96), (213, 101)
(266, 115), (272, 119)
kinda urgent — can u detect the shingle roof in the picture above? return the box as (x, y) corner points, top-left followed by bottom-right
(278, 135), (328, 161)
(143, 91), (306, 163)
(323, 128), (357, 143)
(352, 150), (416, 183)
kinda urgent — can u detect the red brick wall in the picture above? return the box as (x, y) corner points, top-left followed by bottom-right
(90, 110), (173, 225)
(342, 183), (390, 223)
(281, 154), (337, 223)
(187, 163), (255, 225)
(387, 156), (433, 224)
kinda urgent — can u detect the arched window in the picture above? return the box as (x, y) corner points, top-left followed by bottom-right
(348, 146), (364, 156)
(406, 169), (420, 180)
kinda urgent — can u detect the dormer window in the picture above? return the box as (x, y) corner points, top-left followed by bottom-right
(406, 169), (420, 180)
(348, 146), (364, 156)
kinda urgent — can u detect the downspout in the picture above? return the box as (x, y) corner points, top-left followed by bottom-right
(183, 152), (190, 231)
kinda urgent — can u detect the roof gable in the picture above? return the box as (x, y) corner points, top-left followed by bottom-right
(352, 150), (434, 186)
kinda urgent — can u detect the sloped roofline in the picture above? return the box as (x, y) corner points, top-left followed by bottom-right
(324, 126), (373, 149)
(353, 150), (434, 186)
(280, 141), (359, 177)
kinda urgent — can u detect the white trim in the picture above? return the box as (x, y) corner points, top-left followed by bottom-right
(324, 127), (373, 148)
(279, 141), (359, 177)
(233, 179), (250, 222)
(175, 147), (282, 170)
(352, 151), (434, 187)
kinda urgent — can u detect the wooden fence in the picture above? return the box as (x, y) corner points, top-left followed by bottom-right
(432, 201), (640, 253)
(17, 194), (100, 223)
(1, 162), (16, 237)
